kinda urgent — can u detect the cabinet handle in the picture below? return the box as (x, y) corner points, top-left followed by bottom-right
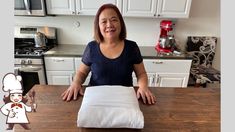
(70, 72), (75, 83)
(148, 75), (155, 87)
(151, 77), (154, 84)
(151, 76), (155, 86)
(157, 14), (160, 17)
(71, 73), (75, 81)
(152, 61), (163, 64)
(156, 74), (160, 84)
(70, 75), (73, 84)
(53, 59), (64, 62)
(72, 11), (75, 14)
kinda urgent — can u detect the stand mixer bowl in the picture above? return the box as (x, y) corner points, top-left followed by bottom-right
(159, 35), (175, 49)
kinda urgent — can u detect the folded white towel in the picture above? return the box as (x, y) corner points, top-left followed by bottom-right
(77, 85), (144, 129)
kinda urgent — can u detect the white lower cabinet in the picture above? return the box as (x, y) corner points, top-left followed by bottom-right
(143, 59), (192, 88)
(46, 71), (74, 85)
(45, 57), (75, 85)
(154, 73), (189, 87)
(132, 73), (155, 87)
(45, 57), (91, 85)
(45, 57), (191, 87)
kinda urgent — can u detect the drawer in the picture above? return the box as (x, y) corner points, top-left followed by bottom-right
(143, 59), (192, 73)
(45, 57), (74, 71)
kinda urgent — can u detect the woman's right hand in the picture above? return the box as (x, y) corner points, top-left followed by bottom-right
(61, 83), (84, 101)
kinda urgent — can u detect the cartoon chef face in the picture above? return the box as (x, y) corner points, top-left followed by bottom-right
(10, 93), (23, 103)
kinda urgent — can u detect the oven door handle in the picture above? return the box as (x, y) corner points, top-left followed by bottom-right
(19, 66), (42, 72)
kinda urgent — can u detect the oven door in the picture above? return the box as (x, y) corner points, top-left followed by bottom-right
(15, 65), (46, 95)
(14, 0), (46, 16)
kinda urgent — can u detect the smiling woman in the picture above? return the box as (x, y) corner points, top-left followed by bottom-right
(61, 4), (156, 105)
(94, 4), (126, 43)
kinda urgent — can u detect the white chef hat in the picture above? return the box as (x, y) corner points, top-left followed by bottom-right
(2, 73), (23, 94)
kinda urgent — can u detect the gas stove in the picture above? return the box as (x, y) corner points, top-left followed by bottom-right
(14, 26), (57, 58)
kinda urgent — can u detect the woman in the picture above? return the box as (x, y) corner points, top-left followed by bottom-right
(61, 4), (156, 105)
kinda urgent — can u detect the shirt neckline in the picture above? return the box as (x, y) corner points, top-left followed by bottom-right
(98, 40), (126, 61)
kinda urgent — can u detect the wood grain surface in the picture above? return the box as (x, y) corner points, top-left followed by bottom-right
(13, 85), (220, 132)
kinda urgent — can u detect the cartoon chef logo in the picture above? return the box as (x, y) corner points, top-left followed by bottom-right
(1, 73), (36, 130)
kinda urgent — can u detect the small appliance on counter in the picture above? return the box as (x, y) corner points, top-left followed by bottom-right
(34, 31), (47, 48)
(155, 20), (178, 54)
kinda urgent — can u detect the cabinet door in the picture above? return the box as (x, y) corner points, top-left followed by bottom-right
(147, 73), (156, 87)
(46, 0), (76, 15)
(157, 0), (192, 18)
(155, 73), (189, 87)
(76, 0), (122, 15)
(143, 59), (191, 87)
(132, 73), (155, 87)
(47, 71), (74, 85)
(122, 0), (158, 17)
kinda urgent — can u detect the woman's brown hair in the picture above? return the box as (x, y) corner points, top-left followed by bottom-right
(94, 4), (126, 43)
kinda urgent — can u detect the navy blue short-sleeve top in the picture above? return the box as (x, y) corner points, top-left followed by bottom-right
(82, 39), (143, 86)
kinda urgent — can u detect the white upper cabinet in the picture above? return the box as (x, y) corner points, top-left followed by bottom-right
(46, 0), (121, 15)
(157, 0), (192, 18)
(76, 0), (122, 15)
(122, 0), (192, 18)
(46, 0), (76, 15)
(46, 0), (192, 18)
(122, 0), (157, 17)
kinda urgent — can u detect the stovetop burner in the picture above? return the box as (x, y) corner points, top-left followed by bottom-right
(15, 46), (54, 58)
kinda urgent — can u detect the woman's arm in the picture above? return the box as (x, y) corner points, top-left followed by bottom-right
(61, 63), (90, 101)
(134, 62), (156, 104)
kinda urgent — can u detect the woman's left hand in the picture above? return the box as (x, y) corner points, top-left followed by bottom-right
(137, 88), (156, 105)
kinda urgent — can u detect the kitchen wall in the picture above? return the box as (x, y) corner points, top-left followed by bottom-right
(14, 0), (220, 70)
(175, 0), (220, 71)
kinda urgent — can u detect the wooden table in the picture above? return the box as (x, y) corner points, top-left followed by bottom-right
(14, 85), (220, 132)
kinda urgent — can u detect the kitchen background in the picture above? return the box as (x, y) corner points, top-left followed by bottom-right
(14, 0), (220, 71)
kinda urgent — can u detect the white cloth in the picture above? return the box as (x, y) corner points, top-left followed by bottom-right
(77, 85), (144, 129)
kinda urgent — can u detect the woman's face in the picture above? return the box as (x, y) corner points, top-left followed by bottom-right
(99, 8), (121, 41)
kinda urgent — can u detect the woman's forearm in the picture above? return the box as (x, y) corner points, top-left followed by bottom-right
(136, 72), (148, 89)
(72, 69), (89, 86)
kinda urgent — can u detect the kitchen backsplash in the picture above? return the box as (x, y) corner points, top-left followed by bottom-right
(15, 16), (162, 46)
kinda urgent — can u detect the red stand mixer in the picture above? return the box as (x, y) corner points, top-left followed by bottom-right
(155, 20), (176, 53)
